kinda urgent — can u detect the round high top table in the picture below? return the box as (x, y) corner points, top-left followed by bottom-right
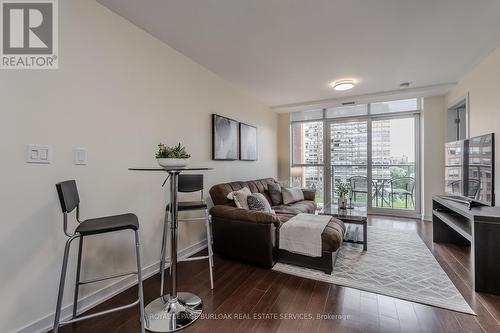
(129, 167), (212, 332)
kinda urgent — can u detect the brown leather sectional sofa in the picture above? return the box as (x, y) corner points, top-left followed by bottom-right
(209, 178), (345, 270)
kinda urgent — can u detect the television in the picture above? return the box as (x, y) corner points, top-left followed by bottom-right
(444, 133), (495, 207)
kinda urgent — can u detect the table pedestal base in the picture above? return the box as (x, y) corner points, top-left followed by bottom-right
(144, 292), (202, 332)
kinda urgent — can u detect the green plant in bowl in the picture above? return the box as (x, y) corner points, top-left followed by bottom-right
(156, 143), (191, 168)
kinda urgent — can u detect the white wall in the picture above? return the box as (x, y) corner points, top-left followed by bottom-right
(446, 45), (500, 207)
(0, 1), (277, 332)
(421, 96), (446, 219)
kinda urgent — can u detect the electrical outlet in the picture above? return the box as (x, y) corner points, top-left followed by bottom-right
(74, 148), (87, 165)
(26, 144), (51, 164)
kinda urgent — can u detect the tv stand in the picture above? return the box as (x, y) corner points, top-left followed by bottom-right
(433, 195), (500, 295)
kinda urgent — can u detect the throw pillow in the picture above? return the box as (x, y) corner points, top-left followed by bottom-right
(247, 193), (273, 213)
(282, 187), (304, 204)
(267, 182), (283, 206)
(227, 187), (252, 209)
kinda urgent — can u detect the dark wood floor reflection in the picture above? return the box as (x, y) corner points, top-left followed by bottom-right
(57, 216), (500, 333)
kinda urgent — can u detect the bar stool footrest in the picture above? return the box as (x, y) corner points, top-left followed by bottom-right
(78, 271), (138, 285)
(163, 255), (210, 266)
(179, 255), (210, 262)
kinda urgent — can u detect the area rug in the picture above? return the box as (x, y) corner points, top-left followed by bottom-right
(273, 226), (474, 314)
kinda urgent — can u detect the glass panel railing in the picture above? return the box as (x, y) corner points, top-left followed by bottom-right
(331, 163), (416, 210)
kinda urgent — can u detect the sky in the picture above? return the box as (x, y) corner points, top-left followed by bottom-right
(387, 118), (415, 162)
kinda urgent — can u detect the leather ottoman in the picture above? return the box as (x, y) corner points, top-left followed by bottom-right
(277, 214), (345, 274)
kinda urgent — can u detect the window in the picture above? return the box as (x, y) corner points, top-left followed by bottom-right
(447, 97), (468, 142)
(290, 98), (421, 216)
(291, 121), (324, 204)
(326, 104), (367, 118)
(290, 109), (323, 122)
(291, 166), (324, 204)
(291, 121), (323, 165)
(371, 99), (420, 114)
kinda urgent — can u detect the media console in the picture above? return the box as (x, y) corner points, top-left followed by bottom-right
(433, 195), (500, 294)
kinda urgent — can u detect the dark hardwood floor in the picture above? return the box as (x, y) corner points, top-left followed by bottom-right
(56, 216), (500, 333)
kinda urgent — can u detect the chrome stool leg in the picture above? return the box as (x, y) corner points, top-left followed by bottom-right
(53, 235), (79, 333)
(205, 210), (214, 289)
(208, 214), (214, 267)
(72, 237), (83, 319)
(134, 230), (146, 333)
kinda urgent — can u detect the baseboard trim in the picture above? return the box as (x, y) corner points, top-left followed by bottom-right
(14, 239), (208, 333)
(422, 215), (432, 221)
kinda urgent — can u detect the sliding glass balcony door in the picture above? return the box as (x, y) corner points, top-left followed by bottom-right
(370, 116), (419, 214)
(326, 115), (419, 216)
(328, 119), (368, 205)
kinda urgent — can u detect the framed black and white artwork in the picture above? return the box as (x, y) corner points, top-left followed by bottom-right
(212, 114), (238, 160)
(239, 122), (257, 161)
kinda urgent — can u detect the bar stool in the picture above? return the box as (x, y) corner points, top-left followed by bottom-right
(53, 180), (145, 333)
(163, 174), (214, 290)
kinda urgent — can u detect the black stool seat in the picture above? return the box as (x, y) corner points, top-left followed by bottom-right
(167, 201), (208, 211)
(76, 213), (139, 236)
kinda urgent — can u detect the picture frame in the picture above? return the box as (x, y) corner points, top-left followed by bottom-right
(239, 122), (257, 161)
(212, 114), (239, 160)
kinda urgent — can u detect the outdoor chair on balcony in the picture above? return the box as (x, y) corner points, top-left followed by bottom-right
(349, 176), (368, 201)
(381, 177), (415, 208)
(348, 176), (379, 205)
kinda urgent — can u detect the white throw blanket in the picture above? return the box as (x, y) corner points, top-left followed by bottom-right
(279, 213), (331, 257)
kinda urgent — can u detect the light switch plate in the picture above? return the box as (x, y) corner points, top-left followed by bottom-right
(26, 144), (51, 164)
(74, 148), (87, 165)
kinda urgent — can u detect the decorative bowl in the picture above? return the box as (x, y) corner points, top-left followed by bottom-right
(157, 158), (190, 169)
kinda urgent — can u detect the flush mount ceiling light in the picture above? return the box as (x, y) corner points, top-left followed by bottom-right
(331, 80), (355, 91)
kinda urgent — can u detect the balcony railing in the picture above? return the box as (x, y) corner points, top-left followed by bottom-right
(331, 163), (416, 209)
(292, 163), (416, 210)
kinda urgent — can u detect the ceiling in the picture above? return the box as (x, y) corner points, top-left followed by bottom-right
(98, 0), (500, 108)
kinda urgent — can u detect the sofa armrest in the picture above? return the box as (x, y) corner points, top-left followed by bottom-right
(302, 188), (316, 201)
(210, 205), (281, 227)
